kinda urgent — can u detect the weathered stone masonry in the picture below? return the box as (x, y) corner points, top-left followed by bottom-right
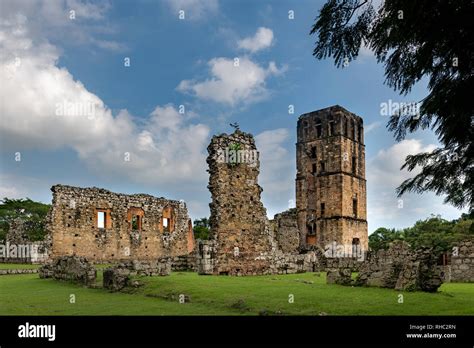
(48, 185), (195, 262)
(296, 105), (368, 250)
(203, 130), (279, 275)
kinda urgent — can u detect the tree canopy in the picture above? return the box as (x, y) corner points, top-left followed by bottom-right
(369, 213), (474, 254)
(0, 198), (51, 242)
(311, 0), (474, 212)
(193, 217), (210, 240)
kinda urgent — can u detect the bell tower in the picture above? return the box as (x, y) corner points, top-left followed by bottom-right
(295, 105), (368, 250)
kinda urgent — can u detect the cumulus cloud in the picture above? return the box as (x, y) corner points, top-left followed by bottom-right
(0, 7), (210, 185)
(368, 139), (437, 188)
(163, 0), (219, 20)
(255, 128), (295, 218)
(363, 139), (466, 232)
(237, 27), (274, 53)
(177, 57), (285, 106)
(0, 0), (124, 51)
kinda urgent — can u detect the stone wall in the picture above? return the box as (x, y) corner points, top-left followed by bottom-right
(272, 209), (300, 253)
(39, 256), (96, 286)
(171, 253), (197, 272)
(0, 218), (50, 263)
(48, 185), (194, 262)
(442, 239), (474, 282)
(352, 241), (442, 292)
(0, 269), (38, 275)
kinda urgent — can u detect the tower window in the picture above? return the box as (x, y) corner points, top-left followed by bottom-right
(358, 126), (362, 142)
(352, 121), (356, 139)
(310, 146), (317, 158)
(329, 121), (335, 136)
(320, 203), (325, 216)
(352, 156), (356, 174)
(320, 161), (326, 172)
(345, 120), (349, 137)
(312, 163), (317, 174)
(316, 123), (322, 138)
(353, 199), (358, 217)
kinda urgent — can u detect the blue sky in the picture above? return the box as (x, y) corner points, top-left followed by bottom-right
(0, 0), (466, 233)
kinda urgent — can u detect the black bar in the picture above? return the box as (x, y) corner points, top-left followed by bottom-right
(0, 316), (473, 346)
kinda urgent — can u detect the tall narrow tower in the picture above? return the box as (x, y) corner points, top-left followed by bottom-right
(296, 105), (368, 250)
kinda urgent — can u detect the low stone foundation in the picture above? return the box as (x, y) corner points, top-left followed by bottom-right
(171, 254), (197, 272)
(39, 256), (96, 286)
(0, 269), (38, 275)
(103, 259), (171, 291)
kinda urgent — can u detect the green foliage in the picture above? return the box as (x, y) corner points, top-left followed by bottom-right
(370, 214), (473, 254)
(311, 0), (474, 211)
(193, 217), (210, 240)
(368, 227), (400, 251)
(228, 142), (242, 167)
(0, 198), (51, 242)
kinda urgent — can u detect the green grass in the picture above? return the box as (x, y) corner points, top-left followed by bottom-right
(0, 263), (39, 270)
(0, 272), (473, 315)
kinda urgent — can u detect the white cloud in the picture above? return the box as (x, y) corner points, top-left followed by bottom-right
(163, 0), (219, 20)
(0, 9), (210, 185)
(177, 57), (285, 106)
(255, 128), (295, 218)
(366, 139), (465, 232)
(0, 0), (123, 51)
(237, 27), (274, 53)
(368, 139), (436, 188)
(364, 121), (382, 134)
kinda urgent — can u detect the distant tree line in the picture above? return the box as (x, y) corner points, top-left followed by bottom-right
(0, 198), (51, 242)
(369, 213), (474, 255)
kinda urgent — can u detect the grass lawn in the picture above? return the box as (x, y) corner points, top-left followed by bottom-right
(0, 271), (473, 315)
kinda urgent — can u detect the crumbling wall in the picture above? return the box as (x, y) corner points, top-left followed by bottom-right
(48, 185), (193, 262)
(353, 241), (442, 292)
(443, 239), (474, 282)
(204, 130), (278, 275)
(39, 256), (96, 286)
(272, 209), (300, 253)
(1, 218), (49, 263)
(103, 259), (171, 291)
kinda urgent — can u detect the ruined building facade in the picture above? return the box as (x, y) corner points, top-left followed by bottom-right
(48, 185), (194, 262)
(296, 105), (368, 250)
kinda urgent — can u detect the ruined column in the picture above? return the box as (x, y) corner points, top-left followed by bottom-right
(205, 130), (276, 275)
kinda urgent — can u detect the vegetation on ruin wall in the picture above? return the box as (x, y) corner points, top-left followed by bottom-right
(0, 198), (51, 242)
(1, 272), (474, 315)
(369, 213), (474, 253)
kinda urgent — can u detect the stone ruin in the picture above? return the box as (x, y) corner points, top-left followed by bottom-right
(271, 209), (300, 253)
(1, 218), (49, 264)
(39, 256), (96, 286)
(103, 259), (171, 291)
(48, 185), (194, 262)
(197, 130), (321, 275)
(326, 241), (443, 292)
(441, 239), (474, 283)
(201, 130), (279, 275)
